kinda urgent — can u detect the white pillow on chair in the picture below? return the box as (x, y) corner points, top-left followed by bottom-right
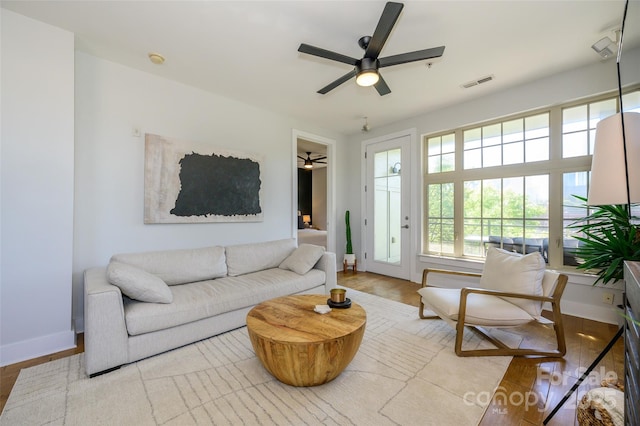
(480, 247), (545, 317)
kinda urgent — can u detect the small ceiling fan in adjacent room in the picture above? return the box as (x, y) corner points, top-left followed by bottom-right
(298, 1), (445, 96)
(298, 152), (326, 169)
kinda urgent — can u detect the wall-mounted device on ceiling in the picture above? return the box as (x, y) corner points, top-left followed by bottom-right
(362, 117), (370, 132)
(298, 152), (327, 169)
(297, 1), (445, 96)
(591, 29), (620, 59)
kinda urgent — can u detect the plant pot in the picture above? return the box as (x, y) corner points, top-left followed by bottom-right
(344, 254), (356, 265)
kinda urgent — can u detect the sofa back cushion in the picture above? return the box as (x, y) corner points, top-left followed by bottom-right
(111, 246), (227, 285)
(226, 238), (296, 276)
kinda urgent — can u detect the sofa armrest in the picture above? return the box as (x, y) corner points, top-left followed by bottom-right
(84, 267), (129, 376)
(314, 252), (337, 293)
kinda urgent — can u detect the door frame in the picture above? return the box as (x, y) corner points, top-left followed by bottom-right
(360, 128), (418, 280)
(291, 129), (336, 254)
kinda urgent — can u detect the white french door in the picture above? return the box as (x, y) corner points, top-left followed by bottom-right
(364, 135), (411, 279)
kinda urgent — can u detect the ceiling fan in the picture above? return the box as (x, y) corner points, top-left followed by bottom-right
(298, 1), (445, 96)
(298, 152), (327, 169)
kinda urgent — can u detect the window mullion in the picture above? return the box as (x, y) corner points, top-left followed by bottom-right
(454, 128), (464, 257)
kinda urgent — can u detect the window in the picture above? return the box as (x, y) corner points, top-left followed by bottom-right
(427, 133), (455, 173)
(562, 171), (589, 265)
(423, 87), (640, 268)
(374, 149), (402, 263)
(562, 170), (640, 266)
(426, 182), (454, 254)
(562, 99), (616, 158)
(463, 175), (549, 259)
(463, 113), (549, 170)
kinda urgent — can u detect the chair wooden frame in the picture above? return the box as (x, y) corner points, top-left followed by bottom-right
(419, 268), (568, 357)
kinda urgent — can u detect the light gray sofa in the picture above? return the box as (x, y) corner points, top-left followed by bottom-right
(83, 238), (336, 376)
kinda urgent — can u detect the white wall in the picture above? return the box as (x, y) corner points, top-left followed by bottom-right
(312, 167), (327, 230)
(1, 10), (76, 365)
(342, 48), (640, 324)
(1, 12), (344, 364)
(72, 52), (343, 332)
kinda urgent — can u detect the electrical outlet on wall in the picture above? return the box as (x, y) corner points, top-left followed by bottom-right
(602, 292), (614, 305)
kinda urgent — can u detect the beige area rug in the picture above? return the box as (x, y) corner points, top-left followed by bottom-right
(1, 290), (518, 426)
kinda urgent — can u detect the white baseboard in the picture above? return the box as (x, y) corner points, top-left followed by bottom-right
(75, 314), (84, 334)
(0, 329), (76, 367)
(559, 300), (624, 326)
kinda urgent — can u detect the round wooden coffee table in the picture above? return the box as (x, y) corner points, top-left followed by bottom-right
(246, 294), (366, 387)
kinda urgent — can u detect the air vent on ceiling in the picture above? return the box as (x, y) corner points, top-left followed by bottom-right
(462, 75), (494, 89)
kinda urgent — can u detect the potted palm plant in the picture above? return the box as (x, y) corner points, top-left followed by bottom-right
(344, 210), (356, 266)
(568, 195), (640, 284)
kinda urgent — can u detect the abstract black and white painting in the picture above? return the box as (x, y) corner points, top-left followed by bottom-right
(144, 134), (263, 223)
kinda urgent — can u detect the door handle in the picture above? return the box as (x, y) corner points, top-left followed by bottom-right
(401, 225), (409, 229)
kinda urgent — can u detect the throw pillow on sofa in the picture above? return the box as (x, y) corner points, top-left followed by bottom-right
(279, 244), (325, 275)
(107, 261), (173, 303)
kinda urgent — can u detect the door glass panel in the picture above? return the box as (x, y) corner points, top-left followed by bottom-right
(374, 148), (401, 264)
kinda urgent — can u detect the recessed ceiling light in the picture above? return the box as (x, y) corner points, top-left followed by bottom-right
(148, 53), (165, 65)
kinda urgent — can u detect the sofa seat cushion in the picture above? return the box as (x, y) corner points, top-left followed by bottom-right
(123, 268), (326, 335)
(111, 246), (227, 285)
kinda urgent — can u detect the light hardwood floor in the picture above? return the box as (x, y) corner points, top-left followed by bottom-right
(1, 272), (624, 425)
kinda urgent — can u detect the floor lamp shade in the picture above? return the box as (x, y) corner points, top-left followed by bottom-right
(588, 112), (640, 205)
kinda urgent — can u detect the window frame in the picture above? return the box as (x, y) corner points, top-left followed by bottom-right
(422, 86), (639, 270)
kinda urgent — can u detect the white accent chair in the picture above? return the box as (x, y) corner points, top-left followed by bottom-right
(418, 247), (567, 357)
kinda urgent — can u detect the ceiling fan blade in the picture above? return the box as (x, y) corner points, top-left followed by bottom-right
(315, 161), (327, 164)
(312, 156), (327, 161)
(374, 74), (391, 96)
(379, 46), (445, 68)
(318, 69), (357, 94)
(298, 44), (358, 66)
(365, 2), (404, 59)
(297, 155), (306, 160)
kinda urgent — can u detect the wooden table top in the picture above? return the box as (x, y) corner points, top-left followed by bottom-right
(246, 294), (366, 344)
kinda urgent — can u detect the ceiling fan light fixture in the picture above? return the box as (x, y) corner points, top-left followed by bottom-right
(356, 57), (379, 87)
(356, 70), (379, 87)
(304, 158), (313, 169)
(298, 2), (445, 96)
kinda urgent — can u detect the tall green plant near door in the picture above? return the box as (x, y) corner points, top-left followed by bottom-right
(345, 210), (353, 254)
(344, 210), (356, 266)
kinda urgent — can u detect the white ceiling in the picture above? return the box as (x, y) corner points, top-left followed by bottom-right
(3, 1), (639, 136)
